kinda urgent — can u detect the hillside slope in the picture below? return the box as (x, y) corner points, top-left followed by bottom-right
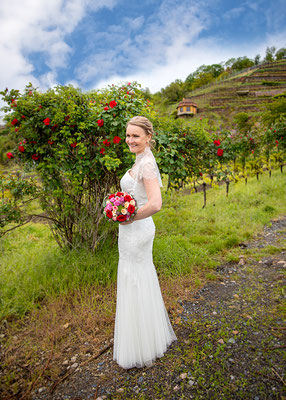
(187, 60), (286, 117)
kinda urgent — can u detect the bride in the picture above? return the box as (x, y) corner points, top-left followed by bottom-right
(113, 116), (177, 369)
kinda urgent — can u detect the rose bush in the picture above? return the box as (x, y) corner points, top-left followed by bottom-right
(1, 83), (151, 250)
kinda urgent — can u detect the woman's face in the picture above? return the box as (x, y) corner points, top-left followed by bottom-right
(126, 124), (151, 155)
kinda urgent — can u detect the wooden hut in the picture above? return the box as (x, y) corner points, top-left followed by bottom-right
(177, 98), (198, 118)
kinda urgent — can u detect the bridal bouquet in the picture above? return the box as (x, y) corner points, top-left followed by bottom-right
(103, 192), (137, 223)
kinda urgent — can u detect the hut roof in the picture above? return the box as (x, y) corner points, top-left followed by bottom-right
(177, 98), (198, 108)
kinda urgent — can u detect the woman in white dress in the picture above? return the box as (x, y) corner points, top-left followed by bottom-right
(113, 116), (177, 369)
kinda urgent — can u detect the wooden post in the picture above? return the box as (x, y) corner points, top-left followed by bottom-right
(226, 179), (230, 197)
(202, 182), (207, 209)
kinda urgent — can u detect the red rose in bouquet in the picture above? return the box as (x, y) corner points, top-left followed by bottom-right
(117, 215), (127, 222)
(106, 209), (113, 219)
(128, 204), (135, 214)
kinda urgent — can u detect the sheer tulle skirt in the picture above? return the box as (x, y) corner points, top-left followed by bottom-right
(113, 217), (177, 369)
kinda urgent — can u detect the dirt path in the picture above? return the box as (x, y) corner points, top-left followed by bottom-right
(31, 217), (286, 400)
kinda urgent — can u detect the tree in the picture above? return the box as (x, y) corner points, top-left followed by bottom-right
(275, 47), (286, 60)
(231, 57), (254, 71)
(254, 54), (261, 65)
(224, 58), (236, 69)
(264, 46), (276, 62)
(160, 80), (187, 103)
(185, 64), (224, 91)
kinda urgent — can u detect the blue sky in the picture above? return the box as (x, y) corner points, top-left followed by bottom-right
(0, 0), (285, 96)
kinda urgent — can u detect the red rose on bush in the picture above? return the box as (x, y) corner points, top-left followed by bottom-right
(15, 128), (19, 132)
(70, 142), (77, 148)
(100, 147), (105, 154)
(124, 194), (132, 201)
(106, 209), (113, 219)
(109, 100), (117, 108)
(104, 106), (109, 111)
(51, 124), (58, 131)
(21, 115), (26, 119)
(113, 136), (121, 144)
(39, 105), (43, 109)
(32, 154), (39, 160)
(48, 140), (54, 145)
(18, 145), (25, 152)
(11, 118), (19, 126)
(97, 119), (104, 127)
(7, 152), (14, 159)
(43, 118), (50, 125)
(214, 139), (221, 146)
(103, 139), (111, 146)
(199, 172), (203, 176)
(217, 148), (224, 156)
(117, 215), (127, 222)
(64, 115), (70, 121)
(128, 204), (135, 214)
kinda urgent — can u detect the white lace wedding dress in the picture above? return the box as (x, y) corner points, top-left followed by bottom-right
(113, 146), (177, 369)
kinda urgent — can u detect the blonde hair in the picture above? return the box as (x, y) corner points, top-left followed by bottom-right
(127, 116), (156, 149)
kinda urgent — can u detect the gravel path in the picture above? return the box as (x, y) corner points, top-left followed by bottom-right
(32, 217), (286, 400)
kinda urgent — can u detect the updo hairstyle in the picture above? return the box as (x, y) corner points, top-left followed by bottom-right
(127, 116), (156, 149)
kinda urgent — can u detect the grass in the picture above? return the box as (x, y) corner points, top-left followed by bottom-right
(1, 173), (285, 398)
(0, 169), (286, 320)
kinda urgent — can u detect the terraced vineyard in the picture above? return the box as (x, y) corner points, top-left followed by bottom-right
(186, 59), (286, 117)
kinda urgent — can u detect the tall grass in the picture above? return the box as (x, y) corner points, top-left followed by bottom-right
(0, 170), (285, 318)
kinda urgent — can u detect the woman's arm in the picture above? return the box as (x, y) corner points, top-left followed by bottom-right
(122, 178), (162, 224)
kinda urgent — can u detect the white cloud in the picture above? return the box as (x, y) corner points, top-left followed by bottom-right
(223, 7), (245, 20)
(0, 0), (285, 109)
(76, 0), (210, 86)
(81, 0), (286, 93)
(94, 29), (286, 94)
(127, 16), (145, 31)
(0, 0), (118, 94)
(94, 39), (249, 92)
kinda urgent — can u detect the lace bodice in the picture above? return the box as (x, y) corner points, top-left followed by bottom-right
(129, 146), (162, 186)
(120, 146), (163, 208)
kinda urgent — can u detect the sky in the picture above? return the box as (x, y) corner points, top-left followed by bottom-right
(0, 0), (285, 98)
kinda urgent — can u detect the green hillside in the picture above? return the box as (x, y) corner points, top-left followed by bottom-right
(157, 59), (286, 120)
(184, 60), (286, 117)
